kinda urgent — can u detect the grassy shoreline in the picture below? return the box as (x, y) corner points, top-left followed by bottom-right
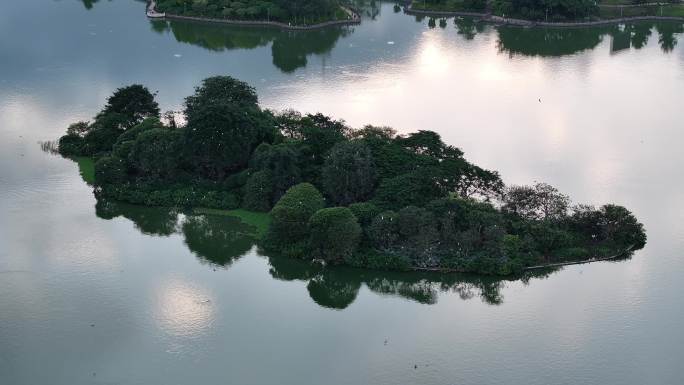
(193, 207), (271, 238)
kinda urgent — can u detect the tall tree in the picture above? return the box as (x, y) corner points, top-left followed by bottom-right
(183, 76), (274, 179)
(98, 85), (160, 129)
(322, 141), (377, 206)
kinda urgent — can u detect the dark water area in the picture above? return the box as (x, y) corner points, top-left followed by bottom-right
(1, 1), (683, 384)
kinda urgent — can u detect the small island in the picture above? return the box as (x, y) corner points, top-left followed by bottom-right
(150, 0), (360, 28)
(58, 76), (646, 275)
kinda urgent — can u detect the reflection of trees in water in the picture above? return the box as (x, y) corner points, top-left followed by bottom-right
(265, 255), (558, 308)
(95, 199), (256, 267)
(151, 20), (351, 73)
(497, 22), (681, 57)
(656, 23), (684, 53)
(95, 199), (180, 236)
(79, 0), (146, 10)
(497, 26), (606, 57)
(182, 215), (256, 267)
(308, 271), (362, 310)
(454, 18), (485, 41)
(627, 23), (653, 50)
(93, 198), (561, 308)
(79, 0), (100, 10)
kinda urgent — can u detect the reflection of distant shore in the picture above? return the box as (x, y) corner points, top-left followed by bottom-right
(150, 18), (351, 73)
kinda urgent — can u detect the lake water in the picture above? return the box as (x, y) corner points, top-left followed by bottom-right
(1, 1), (684, 384)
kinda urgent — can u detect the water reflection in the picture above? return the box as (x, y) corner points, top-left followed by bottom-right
(148, 14), (683, 76)
(80, 0), (146, 10)
(79, 0), (100, 10)
(497, 22), (683, 57)
(151, 19), (352, 73)
(91, 193), (561, 307)
(454, 18), (485, 40)
(181, 215), (255, 267)
(155, 278), (214, 339)
(94, 199), (256, 267)
(266, 253), (558, 308)
(96, 199), (180, 236)
(656, 22), (684, 52)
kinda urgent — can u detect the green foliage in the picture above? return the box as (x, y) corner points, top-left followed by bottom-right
(367, 210), (399, 251)
(98, 183), (240, 210)
(348, 202), (380, 228)
(309, 207), (362, 262)
(569, 204), (647, 250)
(98, 84), (160, 129)
(194, 208), (272, 238)
(243, 170), (274, 212)
(276, 110), (349, 165)
(58, 134), (85, 156)
(128, 128), (183, 181)
(75, 157), (96, 185)
(344, 250), (411, 271)
(66, 121), (90, 137)
(322, 141), (377, 205)
(60, 76), (647, 276)
(503, 182), (570, 221)
(373, 169), (445, 210)
(493, 0), (598, 20)
(155, 0), (343, 25)
(413, 0), (487, 12)
(250, 142), (302, 203)
(115, 117), (164, 145)
(183, 76), (275, 179)
(80, 123), (124, 156)
(95, 156), (127, 185)
(267, 182), (325, 252)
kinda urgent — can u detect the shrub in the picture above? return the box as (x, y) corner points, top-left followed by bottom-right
(348, 202), (381, 228)
(309, 207), (362, 262)
(58, 134), (84, 156)
(268, 183), (325, 246)
(94, 156), (127, 185)
(129, 128), (183, 181)
(243, 170), (274, 212)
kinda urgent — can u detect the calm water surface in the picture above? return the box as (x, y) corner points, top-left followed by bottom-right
(1, 1), (683, 384)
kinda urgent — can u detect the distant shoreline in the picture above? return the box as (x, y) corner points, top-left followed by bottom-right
(146, 0), (360, 31)
(405, 3), (684, 28)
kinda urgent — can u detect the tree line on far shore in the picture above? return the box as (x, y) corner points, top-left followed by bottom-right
(155, 0), (347, 24)
(58, 76), (646, 275)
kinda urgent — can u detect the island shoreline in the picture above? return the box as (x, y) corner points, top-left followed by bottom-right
(147, 0), (361, 31)
(147, 0), (684, 31)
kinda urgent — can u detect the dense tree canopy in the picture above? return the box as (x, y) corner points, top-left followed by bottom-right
(267, 182), (326, 254)
(155, 0), (345, 24)
(58, 75), (646, 275)
(98, 85), (160, 129)
(416, 0), (597, 20)
(322, 141), (377, 206)
(493, 0), (598, 20)
(309, 207), (361, 262)
(183, 76), (275, 179)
